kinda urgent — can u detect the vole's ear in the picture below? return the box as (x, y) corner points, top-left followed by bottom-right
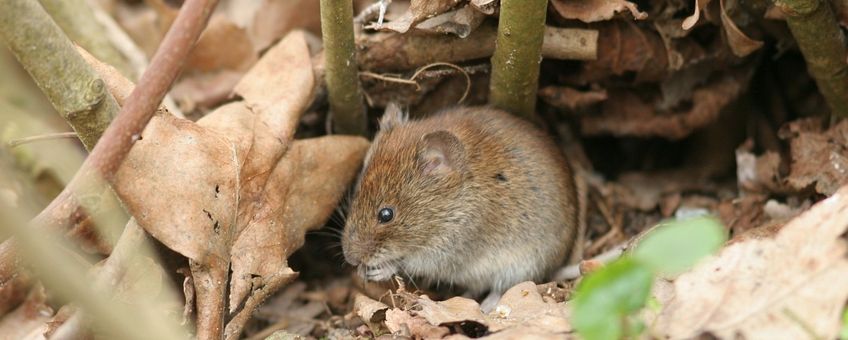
(418, 130), (465, 176)
(379, 102), (407, 131)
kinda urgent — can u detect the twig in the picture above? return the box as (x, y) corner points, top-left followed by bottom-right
(7, 132), (78, 147)
(0, 0), (121, 150)
(84, 0), (185, 117)
(359, 71), (420, 88)
(776, 0), (848, 117)
(359, 62), (473, 104)
(410, 62), (471, 104)
(489, 0), (549, 118)
(321, 0), (367, 135)
(358, 23), (597, 72)
(39, 0), (135, 79)
(554, 242), (627, 281)
(0, 0), (216, 336)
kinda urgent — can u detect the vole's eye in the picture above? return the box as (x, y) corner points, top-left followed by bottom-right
(377, 207), (394, 223)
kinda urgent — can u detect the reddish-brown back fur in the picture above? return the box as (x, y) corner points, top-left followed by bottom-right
(342, 106), (578, 295)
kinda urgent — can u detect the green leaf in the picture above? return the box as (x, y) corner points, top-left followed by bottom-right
(840, 307), (848, 340)
(632, 216), (727, 276)
(572, 258), (653, 340)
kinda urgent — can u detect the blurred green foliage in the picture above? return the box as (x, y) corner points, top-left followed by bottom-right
(573, 216), (727, 340)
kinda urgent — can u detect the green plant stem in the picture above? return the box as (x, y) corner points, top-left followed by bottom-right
(777, 0), (848, 117)
(39, 0), (135, 79)
(0, 0), (120, 150)
(320, 0), (367, 135)
(489, 0), (549, 119)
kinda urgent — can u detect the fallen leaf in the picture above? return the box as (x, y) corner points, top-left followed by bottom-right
(682, 0), (713, 30)
(414, 5), (487, 38)
(415, 282), (571, 337)
(244, 0), (322, 52)
(385, 308), (450, 338)
(87, 31), (369, 340)
(186, 15), (257, 73)
(170, 70), (242, 113)
(578, 21), (668, 84)
(550, 0), (647, 23)
(375, 0), (464, 33)
(782, 119), (848, 195)
(539, 86), (608, 112)
(650, 185), (848, 339)
(354, 293), (389, 324)
(719, 0), (763, 57)
(735, 140), (788, 194)
(470, 0), (498, 15)
(581, 71), (748, 139)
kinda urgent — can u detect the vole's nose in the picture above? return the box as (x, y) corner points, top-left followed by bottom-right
(341, 230), (363, 266)
(343, 248), (361, 266)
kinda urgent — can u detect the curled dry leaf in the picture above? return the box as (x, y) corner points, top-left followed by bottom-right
(385, 308), (450, 338)
(539, 86), (608, 112)
(577, 21), (668, 84)
(682, 0), (713, 30)
(782, 119), (848, 195)
(581, 71), (748, 139)
(719, 0), (763, 57)
(470, 0), (498, 15)
(736, 119), (848, 196)
(186, 15), (257, 73)
(375, 0), (464, 34)
(354, 293), (389, 324)
(245, 0), (322, 52)
(414, 282), (571, 337)
(170, 70), (243, 112)
(90, 31), (368, 339)
(650, 185), (848, 339)
(414, 5), (487, 38)
(550, 0), (647, 23)
(735, 141), (787, 195)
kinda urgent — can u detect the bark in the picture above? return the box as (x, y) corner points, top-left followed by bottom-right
(0, 0), (121, 150)
(776, 0), (848, 117)
(39, 0), (135, 79)
(488, 0), (550, 119)
(358, 22), (597, 72)
(320, 0), (367, 135)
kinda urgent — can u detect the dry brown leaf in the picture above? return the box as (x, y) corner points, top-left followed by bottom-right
(470, 0), (498, 15)
(650, 185), (848, 339)
(377, 0), (464, 33)
(89, 31), (368, 339)
(581, 71), (747, 139)
(682, 0), (713, 30)
(782, 119), (848, 195)
(415, 5), (487, 38)
(385, 308), (450, 338)
(171, 70), (243, 112)
(550, 0), (647, 23)
(415, 282), (571, 337)
(719, 0), (763, 57)
(243, 0), (322, 52)
(539, 87), (608, 112)
(354, 293), (389, 324)
(579, 21), (668, 84)
(186, 15), (257, 73)
(735, 141), (787, 194)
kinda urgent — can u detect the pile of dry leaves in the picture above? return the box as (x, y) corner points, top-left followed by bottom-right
(1, 0), (847, 339)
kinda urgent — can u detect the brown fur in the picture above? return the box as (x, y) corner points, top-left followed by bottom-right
(341, 106), (579, 296)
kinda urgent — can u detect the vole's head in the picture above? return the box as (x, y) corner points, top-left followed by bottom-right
(341, 107), (469, 281)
